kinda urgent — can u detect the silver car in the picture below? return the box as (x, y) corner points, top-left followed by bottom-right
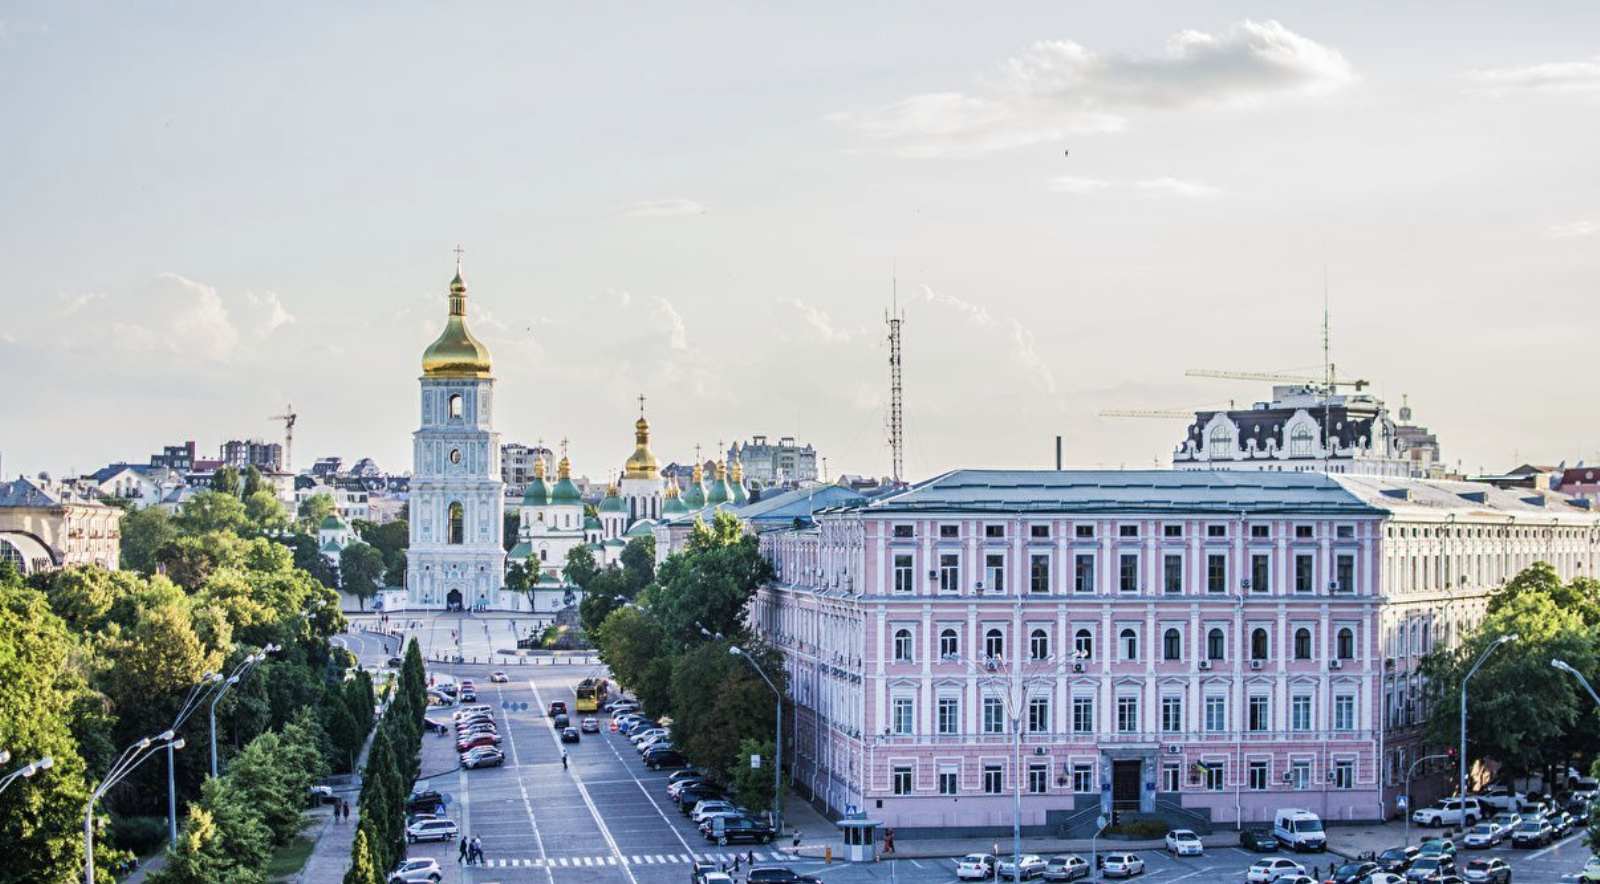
(1103, 854), (1145, 878)
(999, 855), (1047, 881)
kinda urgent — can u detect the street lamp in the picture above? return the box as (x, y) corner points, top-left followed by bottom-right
(1552, 659), (1600, 708)
(1460, 634), (1517, 815)
(0, 754), (54, 796)
(729, 645), (784, 839)
(86, 730), (181, 884)
(1404, 753), (1450, 846)
(167, 671), (224, 846)
(209, 646), (278, 778)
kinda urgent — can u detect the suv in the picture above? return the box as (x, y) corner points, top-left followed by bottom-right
(646, 747), (687, 770)
(406, 818), (459, 843)
(404, 791), (445, 815)
(707, 815), (777, 845)
(1462, 859), (1511, 884)
(1414, 799), (1484, 828)
(746, 868), (821, 884)
(389, 858), (443, 883)
(1510, 820), (1552, 848)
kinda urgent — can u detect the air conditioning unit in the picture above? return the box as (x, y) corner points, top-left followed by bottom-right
(984, 659), (1000, 672)
(1034, 747), (1048, 756)
(1073, 662), (1085, 673)
(1198, 660), (1213, 670)
(1329, 659), (1342, 670)
(1250, 660), (1263, 670)
(975, 582), (985, 594)
(1166, 745), (1182, 755)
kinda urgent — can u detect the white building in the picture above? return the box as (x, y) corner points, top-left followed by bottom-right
(1174, 386), (1411, 476)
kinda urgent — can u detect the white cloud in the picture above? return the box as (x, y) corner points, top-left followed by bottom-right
(1008, 318), (1056, 394)
(919, 284), (994, 325)
(834, 19), (1354, 157)
(780, 298), (860, 342)
(647, 295), (689, 350)
(1134, 177), (1223, 198)
(622, 199), (707, 218)
(1548, 218), (1600, 238)
(51, 272), (302, 365)
(61, 292), (106, 315)
(245, 291), (296, 334)
(1467, 55), (1600, 96)
(1046, 176), (1113, 194)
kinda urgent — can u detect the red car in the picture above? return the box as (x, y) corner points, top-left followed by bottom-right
(456, 733), (502, 752)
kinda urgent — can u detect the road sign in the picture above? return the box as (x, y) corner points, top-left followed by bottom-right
(519, 702), (529, 712)
(1396, 796), (1409, 810)
(1097, 815), (1108, 831)
(751, 754), (762, 769)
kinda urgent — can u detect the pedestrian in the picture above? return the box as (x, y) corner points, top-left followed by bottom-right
(459, 836), (469, 864)
(562, 750), (569, 770)
(472, 835), (484, 865)
(883, 828), (895, 854)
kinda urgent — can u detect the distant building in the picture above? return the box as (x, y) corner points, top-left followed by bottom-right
(149, 441), (197, 472)
(220, 439), (284, 472)
(1174, 385), (1410, 476)
(0, 476), (124, 574)
(85, 463), (186, 509)
(295, 478), (371, 522)
(734, 435), (818, 486)
(1558, 466), (1600, 504)
(501, 442), (553, 496)
(1392, 397), (1444, 478)
(310, 457), (344, 479)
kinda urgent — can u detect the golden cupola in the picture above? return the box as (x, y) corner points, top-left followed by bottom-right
(624, 415), (661, 480)
(421, 268), (493, 378)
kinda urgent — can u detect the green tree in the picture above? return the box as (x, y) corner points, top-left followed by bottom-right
(102, 601), (225, 758)
(243, 491), (289, 534)
(286, 533), (339, 589)
(343, 825), (381, 884)
(594, 605), (671, 714)
(727, 736), (782, 816)
(339, 543), (387, 610)
(156, 531), (250, 590)
(297, 493), (336, 530)
(619, 536), (656, 593)
(669, 639), (785, 778)
(176, 490), (250, 535)
(1488, 560), (1600, 627)
(242, 465), (264, 498)
(503, 512), (522, 552)
(227, 730), (306, 845)
(651, 511), (772, 652)
(120, 505), (177, 573)
(564, 544), (600, 591)
(322, 688), (361, 773)
(196, 775), (272, 884)
(212, 466), (241, 498)
(147, 806), (230, 884)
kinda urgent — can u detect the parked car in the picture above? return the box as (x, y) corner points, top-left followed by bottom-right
(957, 855), (999, 881)
(462, 747), (505, 769)
(1101, 854), (1145, 879)
(1510, 820), (1553, 848)
(1377, 848), (1419, 874)
(1246, 858), (1306, 883)
(404, 791), (445, 815)
(456, 734), (502, 752)
(1329, 861), (1379, 884)
(706, 815), (777, 845)
(1417, 840), (1456, 860)
(998, 855), (1047, 880)
(1580, 858), (1600, 884)
(668, 777), (709, 797)
(459, 687), (476, 702)
(1462, 859), (1511, 884)
(1550, 811), (1575, 837)
(1462, 824), (1504, 849)
(677, 786), (724, 813)
(1476, 788), (1528, 813)
(581, 717), (601, 733)
(1413, 799), (1484, 828)
(1275, 809), (1327, 852)
(1165, 830), (1204, 856)
(405, 818), (458, 843)
(389, 858), (443, 883)
(386, 655), (403, 667)
(645, 747), (687, 770)
(1406, 858), (1454, 883)
(1043, 855), (1090, 881)
(1569, 800), (1594, 825)
(1242, 829), (1280, 852)
(1490, 812), (1523, 832)
(692, 801), (738, 823)
(745, 868), (821, 884)
(1364, 874), (1409, 884)
(490, 670), (509, 683)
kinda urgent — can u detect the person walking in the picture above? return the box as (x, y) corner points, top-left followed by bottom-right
(459, 836), (469, 864)
(562, 750), (569, 770)
(883, 828), (895, 854)
(471, 835), (484, 865)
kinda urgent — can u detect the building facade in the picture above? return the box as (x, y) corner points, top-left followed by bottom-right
(735, 435), (819, 486)
(1174, 386), (1411, 476)
(751, 470), (1600, 834)
(0, 476), (124, 574)
(220, 438), (284, 472)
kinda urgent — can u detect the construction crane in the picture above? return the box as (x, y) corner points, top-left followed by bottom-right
(1099, 409), (1196, 420)
(268, 404), (297, 473)
(1185, 368), (1368, 392)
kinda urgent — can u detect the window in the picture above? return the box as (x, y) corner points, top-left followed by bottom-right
(985, 524), (1005, 538)
(1161, 696), (1183, 733)
(1163, 628), (1181, 661)
(1251, 525), (1270, 539)
(1210, 426), (1234, 456)
(1119, 524), (1139, 538)
(1249, 760), (1269, 790)
(1207, 524), (1227, 538)
(1333, 759), (1354, 789)
(1334, 694), (1355, 731)
(1248, 695), (1269, 731)
(1290, 760), (1311, 790)
(1030, 554), (1050, 593)
(939, 554), (960, 592)
(984, 628), (1004, 660)
(893, 524), (914, 538)
(1028, 763), (1049, 794)
(1294, 628), (1312, 660)
(892, 698), (914, 734)
(1207, 628), (1225, 661)
(983, 764), (1004, 794)
(937, 697), (959, 734)
(1163, 763), (1181, 793)
(1119, 554), (1139, 592)
(1291, 694), (1311, 731)
(984, 554), (1005, 592)
(1027, 696), (1050, 733)
(1029, 629), (1050, 661)
(1250, 628), (1269, 661)
(893, 555), (915, 593)
(1290, 425), (1315, 457)
(1205, 761), (1225, 791)
(1295, 524), (1315, 539)
(939, 628), (959, 659)
(1164, 524), (1183, 538)
(1120, 628), (1138, 661)
(1031, 524), (1050, 539)
(1074, 555), (1096, 593)
(1337, 628), (1355, 660)
(938, 767), (959, 795)
(1250, 554), (1270, 592)
(1075, 525), (1094, 539)
(1116, 696), (1139, 733)
(940, 524), (959, 539)
(893, 629), (913, 662)
(1164, 555), (1183, 593)
(448, 502), (465, 544)
(1336, 525), (1355, 540)
(1072, 697), (1095, 734)
(1295, 554), (1314, 593)
(1207, 554), (1226, 593)
(1072, 763), (1094, 793)
(448, 394), (463, 418)
(983, 697), (1005, 734)
(1204, 696), (1226, 732)
(1335, 554), (1355, 593)
(892, 765), (913, 795)
(1074, 629), (1093, 660)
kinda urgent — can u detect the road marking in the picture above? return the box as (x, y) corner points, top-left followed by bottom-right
(491, 684), (556, 884)
(912, 860), (926, 869)
(1529, 832), (1585, 860)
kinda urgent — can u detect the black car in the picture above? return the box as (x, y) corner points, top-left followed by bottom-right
(1568, 799), (1594, 824)
(553, 713), (570, 729)
(677, 786), (725, 814)
(646, 747), (687, 771)
(707, 815), (777, 845)
(1379, 847), (1420, 874)
(548, 701), (568, 717)
(1332, 862), (1380, 884)
(404, 790), (445, 815)
(746, 868), (822, 884)
(1240, 829), (1278, 852)
(387, 655), (404, 667)
(561, 727), (581, 743)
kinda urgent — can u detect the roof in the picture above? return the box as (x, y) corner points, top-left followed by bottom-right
(508, 541), (534, 560)
(624, 520), (655, 537)
(0, 531), (56, 570)
(0, 478), (64, 508)
(583, 516), (602, 530)
(1330, 474), (1599, 521)
(320, 515), (346, 531)
(732, 484), (868, 525)
(862, 470), (1385, 515)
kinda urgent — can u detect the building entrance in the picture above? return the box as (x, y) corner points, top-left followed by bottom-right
(446, 588), (463, 611)
(1112, 759), (1142, 811)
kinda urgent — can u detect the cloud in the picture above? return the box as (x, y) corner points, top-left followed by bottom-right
(1047, 176), (1113, 194)
(51, 272), (301, 365)
(245, 291), (296, 333)
(622, 199), (707, 217)
(1134, 176), (1223, 198)
(919, 284), (994, 325)
(646, 295), (689, 350)
(1008, 318), (1057, 393)
(780, 298), (860, 342)
(1467, 55), (1600, 96)
(61, 292), (106, 315)
(1548, 218), (1600, 238)
(833, 19), (1354, 157)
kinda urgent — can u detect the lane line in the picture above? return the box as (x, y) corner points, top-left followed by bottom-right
(1529, 832), (1585, 861)
(596, 714), (705, 861)
(491, 682), (556, 884)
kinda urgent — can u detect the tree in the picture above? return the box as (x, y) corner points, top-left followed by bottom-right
(343, 825), (381, 884)
(669, 639), (786, 778)
(120, 505), (177, 573)
(503, 512), (522, 552)
(196, 776), (271, 884)
(340, 543), (387, 610)
(297, 493), (336, 530)
(594, 605), (671, 714)
(579, 569), (627, 634)
(155, 531), (250, 590)
(651, 511), (772, 652)
(564, 544), (600, 591)
(1488, 561), (1600, 627)
(176, 490), (250, 535)
(728, 736), (782, 816)
(243, 491), (289, 534)
(147, 806), (229, 884)
(242, 465), (264, 498)
(212, 466), (241, 497)
(619, 536), (656, 593)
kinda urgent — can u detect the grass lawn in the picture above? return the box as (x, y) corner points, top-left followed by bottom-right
(265, 834), (316, 881)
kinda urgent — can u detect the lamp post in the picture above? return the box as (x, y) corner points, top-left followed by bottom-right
(209, 646), (278, 778)
(1460, 634), (1517, 817)
(86, 730), (181, 884)
(1552, 659), (1600, 709)
(1405, 753), (1449, 846)
(168, 672), (223, 846)
(730, 645), (783, 838)
(0, 754), (54, 796)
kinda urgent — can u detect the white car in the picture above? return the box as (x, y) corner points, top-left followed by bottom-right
(1165, 829), (1204, 856)
(998, 855), (1047, 881)
(405, 818), (458, 843)
(1043, 856), (1090, 882)
(1413, 798), (1484, 828)
(1462, 823), (1504, 848)
(957, 854), (999, 880)
(1102, 854), (1145, 878)
(389, 858), (443, 883)
(631, 728), (668, 745)
(1247, 858), (1307, 884)
(692, 801), (738, 823)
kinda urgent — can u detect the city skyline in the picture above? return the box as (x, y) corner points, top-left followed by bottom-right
(4, 2), (1599, 479)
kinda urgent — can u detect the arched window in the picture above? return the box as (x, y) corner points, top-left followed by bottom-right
(1207, 628), (1226, 661)
(985, 628), (1004, 660)
(1294, 628), (1312, 660)
(1251, 628), (1269, 661)
(1120, 628), (1138, 661)
(448, 502), (464, 544)
(1163, 628), (1182, 661)
(1074, 628), (1093, 660)
(1209, 426), (1235, 458)
(1337, 627), (1355, 660)
(1290, 424), (1315, 457)
(1030, 628), (1050, 661)
(448, 394), (463, 419)
(939, 628), (959, 659)
(893, 628), (913, 662)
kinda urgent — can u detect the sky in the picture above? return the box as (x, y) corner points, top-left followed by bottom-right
(2, 1), (1598, 482)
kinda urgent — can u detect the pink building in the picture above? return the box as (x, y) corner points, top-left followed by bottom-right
(752, 470), (1600, 835)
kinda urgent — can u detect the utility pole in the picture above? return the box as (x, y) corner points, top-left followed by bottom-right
(887, 279), (905, 485)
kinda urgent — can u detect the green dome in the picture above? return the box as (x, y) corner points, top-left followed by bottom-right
(707, 479), (731, 506)
(625, 520), (655, 537)
(320, 515), (346, 531)
(730, 480), (748, 505)
(684, 481), (706, 509)
(521, 477), (551, 506)
(663, 496), (690, 516)
(599, 495), (626, 513)
(584, 515), (602, 530)
(551, 477), (581, 505)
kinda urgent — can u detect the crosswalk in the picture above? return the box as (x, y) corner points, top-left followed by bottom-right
(469, 852), (792, 869)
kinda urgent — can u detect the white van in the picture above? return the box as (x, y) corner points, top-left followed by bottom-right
(1274, 808), (1327, 852)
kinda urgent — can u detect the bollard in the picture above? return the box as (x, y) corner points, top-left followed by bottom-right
(825, 846), (832, 864)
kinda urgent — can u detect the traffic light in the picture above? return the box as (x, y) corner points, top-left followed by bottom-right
(1111, 809), (1121, 827)
(1447, 748), (1458, 767)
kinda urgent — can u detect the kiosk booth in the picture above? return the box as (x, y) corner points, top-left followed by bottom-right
(836, 818), (882, 862)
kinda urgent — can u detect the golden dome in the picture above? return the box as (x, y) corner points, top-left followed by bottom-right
(421, 269), (493, 378)
(624, 414), (660, 480)
(557, 455), (572, 480)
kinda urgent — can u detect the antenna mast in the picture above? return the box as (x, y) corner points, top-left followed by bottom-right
(887, 274), (905, 485)
(1322, 267), (1332, 470)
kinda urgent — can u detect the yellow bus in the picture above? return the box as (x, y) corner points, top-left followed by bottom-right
(575, 677), (609, 713)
